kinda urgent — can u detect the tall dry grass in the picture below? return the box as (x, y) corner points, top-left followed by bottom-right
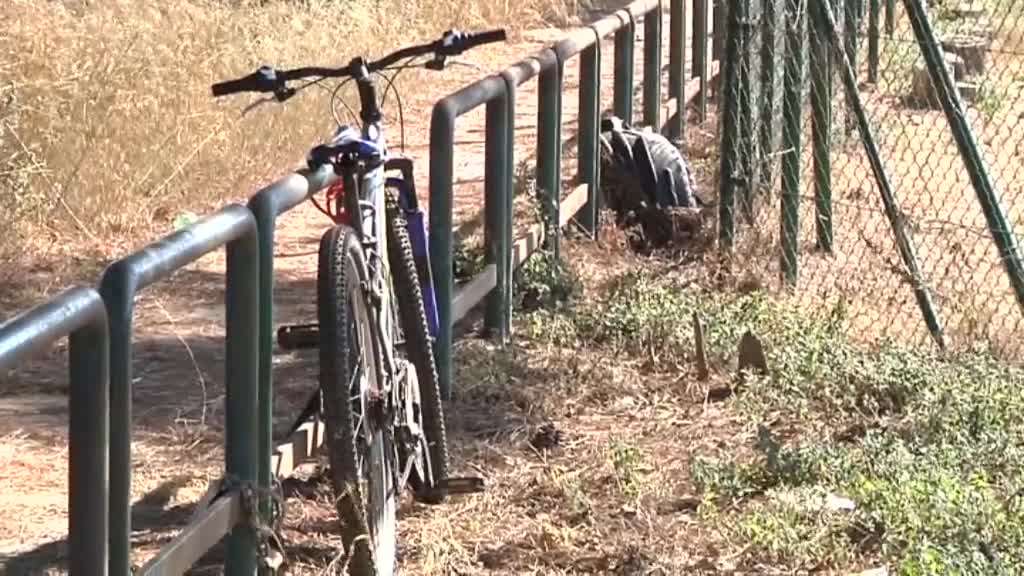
(0, 0), (580, 306)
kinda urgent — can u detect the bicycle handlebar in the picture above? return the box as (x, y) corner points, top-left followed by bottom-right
(211, 28), (507, 98)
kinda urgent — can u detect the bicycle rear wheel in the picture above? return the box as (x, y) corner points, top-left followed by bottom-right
(318, 224), (397, 576)
(385, 192), (450, 504)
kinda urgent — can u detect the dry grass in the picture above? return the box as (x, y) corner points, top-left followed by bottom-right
(0, 0), (583, 310)
(253, 223), (741, 575)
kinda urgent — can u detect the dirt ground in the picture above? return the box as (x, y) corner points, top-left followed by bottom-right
(0, 3), (727, 573)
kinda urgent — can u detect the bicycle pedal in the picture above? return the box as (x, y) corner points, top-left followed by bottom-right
(277, 323), (319, 350)
(432, 476), (486, 497)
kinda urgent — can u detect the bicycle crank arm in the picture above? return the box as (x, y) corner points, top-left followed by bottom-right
(430, 476), (486, 499)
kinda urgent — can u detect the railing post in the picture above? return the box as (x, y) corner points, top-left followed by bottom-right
(718, 0), (743, 249)
(99, 207), (260, 573)
(68, 303), (110, 576)
(499, 70), (523, 341)
(713, 0), (725, 62)
(248, 170), (338, 533)
(579, 41), (601, 234)
(0, 288), (111, 576)
(614, 13), (636, 123)
(669, 0), (687, 141)
(643, 1), (663, 129)
(224, 221), (260, 576)
(429, 101), (456, 400)
(781, 0), (805, 285)
(484, 92), (510, 340)
(537, 60), (564, 261)
(810, 0), (834, 253)
(98, 269), (136, 576)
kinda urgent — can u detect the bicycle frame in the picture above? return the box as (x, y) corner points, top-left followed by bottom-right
(311, 68), (444, 488)
(317, 127), (439, 341)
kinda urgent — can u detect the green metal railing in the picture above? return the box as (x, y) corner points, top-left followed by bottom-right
(99, 204), (260, 575)
(429, 0), (721, 399)
(0, 287), (109, 575)
(0, 0), (724, 571)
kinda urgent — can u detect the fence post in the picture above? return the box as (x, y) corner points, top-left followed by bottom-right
(809, 0), (834, 253)
(901, 0), (1024, 315)
(537, 61), (563, 261)
(579, 41), (601, 234)
(781, 0), (805, 285)
(669, 0), (687, 141)
(224, 220), (260, 576)
(718, 0), (744, 249)
(758, 0), (777, 192)
(738, 0), (758, 222)
(813, 0), (946, 347)
(844, 0), (859, 134)
(484, 94), (510, 340)
(868, 0), (880, 83)
(694, 0), (709, 121)
(713, 0), (725, 62)
(712, 0), (726, 103)
(614, 13), (636, 123)
(885, 0), (894, 36)
(644, 1), (663, 129)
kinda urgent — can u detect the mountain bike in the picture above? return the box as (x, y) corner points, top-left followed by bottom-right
(212, 27), (506, 575)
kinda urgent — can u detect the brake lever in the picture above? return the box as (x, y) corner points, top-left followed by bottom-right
(447, 59), (481, 71)
(425, 55), (447, 71)
(241, 95), (277, 117)
(239, 87), (297, 116)
(425, 55), (480, 72)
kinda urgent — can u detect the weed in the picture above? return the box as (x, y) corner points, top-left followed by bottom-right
(515, 267), (1024, 572)
(552, 467), (592, 520)
(975, 78), (1006, 122)
(452, 231), (487, 281)
(682, 286), (1024, 572)
(513, 248), (581, 312)
(609, 439), (644, 497)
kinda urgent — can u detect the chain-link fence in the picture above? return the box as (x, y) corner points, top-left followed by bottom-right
(717, 0), (1024, 359)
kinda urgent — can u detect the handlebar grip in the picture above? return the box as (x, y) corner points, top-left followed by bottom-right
(465, 29), (507, 48)
(211, 75), (257, 97)
(211, 67), (281, 97)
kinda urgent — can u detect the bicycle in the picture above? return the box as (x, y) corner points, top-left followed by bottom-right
(211, 28), (507, 575)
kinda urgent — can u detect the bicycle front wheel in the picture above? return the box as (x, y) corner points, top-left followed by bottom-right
(318, 224), (397, 576)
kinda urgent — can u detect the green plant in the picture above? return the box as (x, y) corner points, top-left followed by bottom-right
(452, 231), (487, 280)
(682, 288), (1024, 572)
(975, 78), (1006, 122)
(513, 249), (581, 312)
(609, 439), (644, 497)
